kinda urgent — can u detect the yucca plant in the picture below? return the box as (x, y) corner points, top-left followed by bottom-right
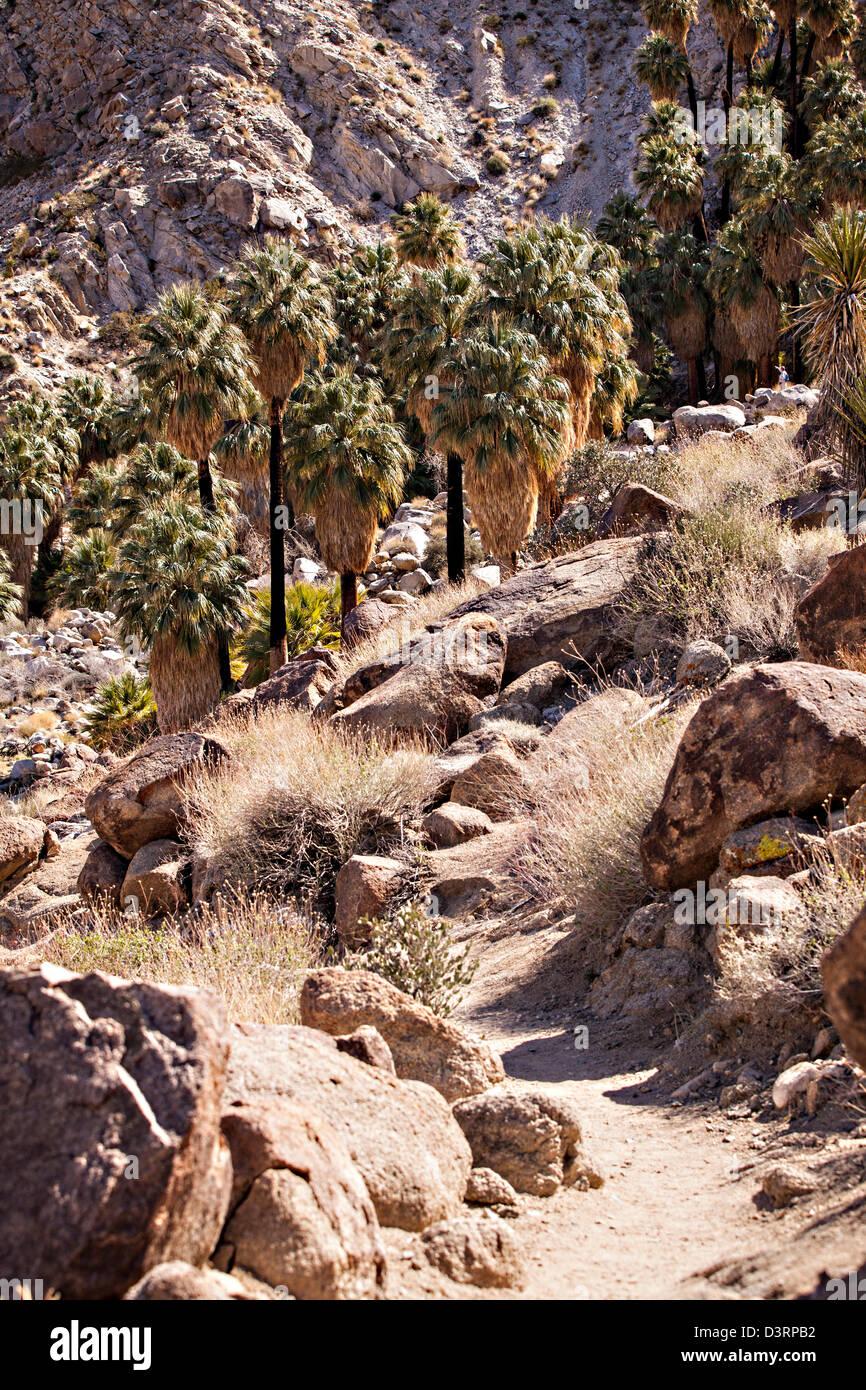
(237, 581), (341, 685)
(798, 206), (866, 486)
(85, 672), (158, 754)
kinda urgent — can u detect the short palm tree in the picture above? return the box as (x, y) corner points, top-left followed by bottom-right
(329, 242), (407, 367)
(0, 428), (62, 617)
(636, 132), (706, 234)
(6, 390), (79, 561)
(0, 553), (23, 623)
(51, 530), (116, 612)
(85, 672), (158, 755)
(634, 33), (691, 100)
(382, 262), (477, 581)
(237, 581), (341, 685)
(58, 374), (116, 473)
(229, 239), (335, 673)
(111, 500), (249, 732)
(391, 193), (465, 270)
(797, 206), (866, 485)
(286, 370), (410, 638)
(642, 0), (701, 119)
(733, 0), (774, 87)
(432, 322), (572, 573)
(656, 230), (712, 402)
(709, 218), (781, 385)
(133, 281), (251, 514)
(588, 353), (641, 438)
(110, 441), (203, 539)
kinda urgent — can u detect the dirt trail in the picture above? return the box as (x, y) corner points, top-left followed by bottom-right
(473, 1015), (761, 1299)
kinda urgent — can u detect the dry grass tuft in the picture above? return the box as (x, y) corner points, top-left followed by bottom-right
(27, 893), (318, 1025)
(187, 707), (437, 912)
(334, 576), (488, 680)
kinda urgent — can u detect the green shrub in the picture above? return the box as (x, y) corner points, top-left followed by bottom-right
(237, 580), (341, 685)
(422, 525), (484, 577)
(486, 151), (511, 176)
(85, 671), (158, 753)
(345, 899), (477, 1015)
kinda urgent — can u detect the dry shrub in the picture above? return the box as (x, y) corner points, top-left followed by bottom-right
(16, 710), (60, 735)
(333, 575), (488, 679)
(516, 689), (697, 966)
(186, 707), (437, 912)
(25, 892), (318, 1025)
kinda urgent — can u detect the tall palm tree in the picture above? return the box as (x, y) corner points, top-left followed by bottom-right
(6, 391), (78, 564)
(431, 322), (572, 573)
(382, 263), (477, 581)
(58, 374), (116, 473)
(229, 239), (335, 673)
(111, 500), (249, 732)
(635, 33), (691, 101)
(0, 428), (62, 618)
(109, 441), (205, 539)
(734, 0), (774, 88)
(286, 370), (410, 638)
(800, 56), (865, 127)
(656, 230), (712, 403)
(133, 282), (251, 514)
(598, 195), (661, 373)
(643, 0), (701, 121)
(804, 106), (866, 210)
(328, 241), (407, 368)
(797, 205), (866, 485)
(391, 193), (465, 270)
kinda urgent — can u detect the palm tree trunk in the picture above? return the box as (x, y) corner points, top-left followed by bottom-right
(445, 451), (465, 584)
(696, 355), (707, 402)
(197, 457), (216, 513)
(788, 19), (799, 156)
(685, 66), (699, 129)
(340, 572), (358, 643)
(758, 354), (773, 387)
(789, 278), (801, 380)
(197, 455), (233, 693)
(269, 396), (288, 674)
(745, 53), (753, 91)
(721, 42), (734, 223)
(687, 358), (699, 406)
(799, 30), (815, 85)
(769, 28), (785, 85)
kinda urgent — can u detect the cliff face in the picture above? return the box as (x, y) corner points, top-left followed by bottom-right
(0, 0), (727, 396)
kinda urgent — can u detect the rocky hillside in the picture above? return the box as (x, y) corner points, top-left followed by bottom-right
(0, 0), (735, 401)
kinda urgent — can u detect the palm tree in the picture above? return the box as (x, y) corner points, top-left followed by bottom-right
(286, 370), (410, 638)
(133, 281), (251, 515)
(213, 393), (271, 543)
(598, 195), (661, 372)
(804, 106), (866, 210)
(636, 132), (706, 235)
(382, 263), (477, 581)
(800, 57), (865, 127)
(58, 374), (116, 473)
(797, 206), (866, 485)
(329, 242), (407, 368)
(0, 553), (23, 624)
(6, 391), (79, 564)
(109, 441), (204, 539)
(237, 581), (341, 685)
(0, 428), (62, 618)
(431, 322), (572, 574)
(111, 500), (249, 732)
(588, 353), (640, 438)
(734, 0), (774, 88)
(229, 239), (335, 673)
(391, 193), (465, 270)
(643, 0), (701, 121)
(709, 217), (781, 385)
(656, 230), (712, 402)
(51, 531), (116, 611)
(634, 33), (691, 101)
(67, 463), (121, 538)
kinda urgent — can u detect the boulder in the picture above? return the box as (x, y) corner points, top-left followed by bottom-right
(676, 639), (731, 688)
(0, 966), (231, 1300)
(378, 521), (428, 559)
(0, 816), (46, 884)
(84, 733), (230, 858)
(597, 482), (682, 538)
(468, 702), (542, 731)
(495, 661), (570, 710)
(716, 817), (819, 881)
(330, 614), (506, 745)
(753, 384), (819, 414)
(341, 598), (396, 647)
(421, 802), (494, 849)
(589, 946), (704, 1021)
(641, 663), (866, 890)
(225, 1024), (472, 1231)
(709, 875), (807, 964)
(121, 838), (189, 917)
(432, 725), (541, 798)
(449, 738), (529, 819)
(447, 539), (645, 679)
(464, 1167), (519, 1211)
(333, 855), (403, 948)
(214, 175), (257, 228)
(420, 1212), (526, 1288)
(218, 1098), (386, 1299)
(300, 968), (504, 1102)
(821, 904), (866, 1071)
(672, 403), (746, 436)
(335, 1026), (395, 1073)
(627, 418), (655, 445)
(77, 838), (129, 907)
(452, 1089), (602, 1197)
(425, 820), (526, 918)
(796, 545), (866, 664)
(125, 1261), (260, 1300)
(250, 647), (339, 713)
